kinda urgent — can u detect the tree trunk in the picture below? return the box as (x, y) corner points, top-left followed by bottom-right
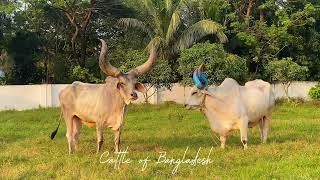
(259, 9), (265, 23)
(63, 0), (94, 67)
(80, 31), (86, 67)
(282, 82), (291, 101)
(143, 92), (149, 104)
(245, 0), (255, 27)
(246, 0), (255, 17)
(44, 55), (48, 84)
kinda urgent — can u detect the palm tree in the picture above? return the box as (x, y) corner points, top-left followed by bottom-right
(197, 0), (229, 24)
(118, 0), (228, 62)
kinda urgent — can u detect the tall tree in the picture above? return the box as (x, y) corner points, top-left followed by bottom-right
(8, 31), (43, 84)
(49, 0), (97, 67)
(118, 0), (228, 64)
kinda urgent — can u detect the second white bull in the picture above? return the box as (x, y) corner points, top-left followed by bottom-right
(185, 65), (275, 149)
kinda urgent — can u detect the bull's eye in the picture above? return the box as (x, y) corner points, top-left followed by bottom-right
(191, 92), (197, 95)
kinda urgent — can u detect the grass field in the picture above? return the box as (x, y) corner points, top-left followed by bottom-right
(1, 101), (320, 179)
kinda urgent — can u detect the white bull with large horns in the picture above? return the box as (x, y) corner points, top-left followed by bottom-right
(185, 65), (275, 149)
(51, 39), (157, 154)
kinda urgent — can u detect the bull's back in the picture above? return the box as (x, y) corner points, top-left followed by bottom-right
(242, 80), (275, 121)
(211, 78), (240, 98)
(59, 82), (107, 121)
(245, 80), (275, 109)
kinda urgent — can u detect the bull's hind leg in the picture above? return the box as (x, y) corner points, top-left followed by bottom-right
(72, 116), (82, 151)
(64, 114), (74, 154)
(259, 117), (265, 142)
(259, 114), (271, 143)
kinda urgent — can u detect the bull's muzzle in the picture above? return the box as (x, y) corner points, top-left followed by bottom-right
(131, 92), (138, 100)
(184, 104), (192, 110)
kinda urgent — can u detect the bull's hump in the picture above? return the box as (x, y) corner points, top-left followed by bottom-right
(214, 78), (240, 93)
(221, 78), (239, 86)
(72, 81), (100, 86)
(72, 81), (83, 85)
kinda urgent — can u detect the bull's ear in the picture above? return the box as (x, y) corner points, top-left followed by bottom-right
(135, 82), (146, 93)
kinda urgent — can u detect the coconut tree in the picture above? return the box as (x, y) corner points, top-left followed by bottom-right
(118, 0), (228, 62)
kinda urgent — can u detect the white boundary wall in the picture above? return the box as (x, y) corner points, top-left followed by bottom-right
(0, 81), (317, 110)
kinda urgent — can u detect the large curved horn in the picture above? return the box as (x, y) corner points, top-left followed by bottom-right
(129, 46), (157, 76)
(99, 39), (121, 77)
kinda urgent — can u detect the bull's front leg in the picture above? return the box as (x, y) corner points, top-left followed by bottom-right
(96, 126), (104, 153)
(114, 127), (122, 153)
(220, 135), (226, 149)
(239, 117), (249, 150)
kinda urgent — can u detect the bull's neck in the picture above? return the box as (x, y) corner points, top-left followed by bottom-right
(202, 94), (227, 115)
(103, 78), (127, 109)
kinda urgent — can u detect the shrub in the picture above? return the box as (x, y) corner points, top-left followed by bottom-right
(266, 58), (308, 83)
(309, 84), (320, 100)
(0, 77), (6, 85)
(178, 42), (248, 85)
(70, 65), (102, 83)
(266, 58), (308, 100)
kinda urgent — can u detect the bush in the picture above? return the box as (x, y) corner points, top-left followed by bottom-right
(70, 65), (102, 83)
(266, 58), (308, 100)
(265, 58), (309, 83)
(0, 77), (6, 85)
(309, 84), (320, 100)
(178, 42), (248, 85)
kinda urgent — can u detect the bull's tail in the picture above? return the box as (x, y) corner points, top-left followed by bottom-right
(50, 112), (63, 140)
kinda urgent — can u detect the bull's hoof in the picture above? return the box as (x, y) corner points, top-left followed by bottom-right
(243, 145), (248, 150)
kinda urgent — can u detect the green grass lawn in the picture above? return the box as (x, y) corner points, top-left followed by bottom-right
(1, 102), (320, 179)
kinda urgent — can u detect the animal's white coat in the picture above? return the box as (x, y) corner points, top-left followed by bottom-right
(186, 78), (275, 149)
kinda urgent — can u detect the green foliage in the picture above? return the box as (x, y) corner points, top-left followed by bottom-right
(236, 32), (257, 47)
(228, 0), (320, 79)
(198, 0), (229, 22)
(7, 31), (44, 84)
(308, 84), (320, 100)
(0, 77), (6, 85)
(0, 50), (14, 83)
(178, 42), (248, 85)
(0, 0), (320, 84)
(266, 58), (309, 83)
(70, 65), (102, 83)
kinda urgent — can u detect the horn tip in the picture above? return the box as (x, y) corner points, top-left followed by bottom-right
(199, 64), (206, 71)
(99, 39), (106, 44)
